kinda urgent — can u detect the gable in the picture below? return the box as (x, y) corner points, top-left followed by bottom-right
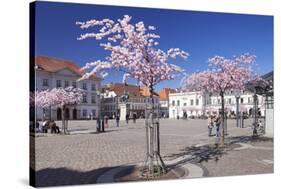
(55, 68), (80, 77)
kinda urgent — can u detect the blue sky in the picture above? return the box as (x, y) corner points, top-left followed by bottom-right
(34, 1), (273, 91)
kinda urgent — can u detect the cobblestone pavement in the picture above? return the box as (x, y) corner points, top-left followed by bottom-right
(33, 118), (273, 187)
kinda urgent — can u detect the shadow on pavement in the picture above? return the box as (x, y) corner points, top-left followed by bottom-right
(67, 129), (122, 135)
(226, 135), (273, 145)
(164, 135), (273, 168)
(165, 143), (228, 168)
(32, 165), (134, 187)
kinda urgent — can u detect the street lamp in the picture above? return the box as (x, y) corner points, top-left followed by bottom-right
(252, 86), (264, 136)
(252, 93), (258, 136)
(96, 90), (101, 118)
(234, 90), (240, 128)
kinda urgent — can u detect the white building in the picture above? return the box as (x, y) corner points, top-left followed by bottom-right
(100, 83), (159, 120)
(169, 91), (206, 119)
(206, 90), (265, 116)
(35, 56), (101, 120)
(169, 90), (265, 119)
(158, 88), (176, 118)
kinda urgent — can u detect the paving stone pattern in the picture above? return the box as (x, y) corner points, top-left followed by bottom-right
(33, 118), (273, 187)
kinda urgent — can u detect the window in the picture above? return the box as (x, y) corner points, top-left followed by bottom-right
(228, 98), (232, 104)
(42, 79), (49, 87)
(82, 94), (87, 103)
(72, 81), (76, 88)
(190, 99), (194, 106)
(91, 94), (96, 103)
(64, 80), (69, 88)
(266, 96), (274, 109)
(91, 109), (96, 117)
(196, 99), (199, 105)
(183, 103), (187, 106)
(241, 98), (244, 104)
(177, 100), (180, 106)
(172, 100), (175, 106)
(56, 80), (61, 88)
(82, 83), (87, 90)
(91, 83), (96, 91)
(82, 109), (87, 117)
(218, 99), (221, 104)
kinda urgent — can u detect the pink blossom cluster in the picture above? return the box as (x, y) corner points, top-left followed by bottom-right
(182, 53), (257, 93)
(34, 87), (83, 108)
(77, 15), (189, 87)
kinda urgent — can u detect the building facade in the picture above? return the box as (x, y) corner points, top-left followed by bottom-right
(158, 88), (176, 118)
(35, 56), (101, 120)
(169, 90), (265, 119)
(100, 83), (159, 120)
(169, 91), (206, 119)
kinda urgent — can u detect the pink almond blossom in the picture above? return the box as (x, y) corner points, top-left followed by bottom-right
(76, 15), (189, 89)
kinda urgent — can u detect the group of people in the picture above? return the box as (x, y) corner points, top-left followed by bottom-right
(207, 114), (222, 137)
(96, 116), (113, 132)
(30, 120), (60, 134)
(125, 113), (137, 124)
(97, 112), (138, 131)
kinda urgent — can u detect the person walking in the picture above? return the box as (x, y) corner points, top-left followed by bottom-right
(104, 116), (109, 128)
(207, 115), (214, 137)
(126, 113), (129, 124)
(133, 113), (137, 123)
(101, 117), (105, 132)
(116, 114), (120, 127)
(215, 114), (221, 137)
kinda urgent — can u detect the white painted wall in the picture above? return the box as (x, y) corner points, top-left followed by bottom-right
(169, 91), (267, 119)
(35, 68), (101, 120)
(169, 91), (205, 119)
(265, 109), (274, 137)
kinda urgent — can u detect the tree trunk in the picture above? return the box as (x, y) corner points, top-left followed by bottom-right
(148, 85), (154, 174)
(62, 106), (66, 134)
(220, 92), (225, 146)
(145, 84), (166, 176)
(49, 106), (52, 120)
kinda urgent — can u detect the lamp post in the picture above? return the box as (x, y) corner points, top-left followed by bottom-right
(96, 91), (101, 118)
(115, 96), (119, 117)
(235, 91), (240, 128)
(253, 93), (258, 136)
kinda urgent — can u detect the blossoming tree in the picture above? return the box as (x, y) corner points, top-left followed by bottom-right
(76, 15), (189, 176)
(34, 87), (83, 134)
(182, 53), (257, 145)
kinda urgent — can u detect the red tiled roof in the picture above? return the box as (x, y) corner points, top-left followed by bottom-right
(35, 56), (100, 80)
(103, 83), (159, 97)
(106, 83), (142, 97)
(158, 88), (176, 101)
(140, 86), (158, 97)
